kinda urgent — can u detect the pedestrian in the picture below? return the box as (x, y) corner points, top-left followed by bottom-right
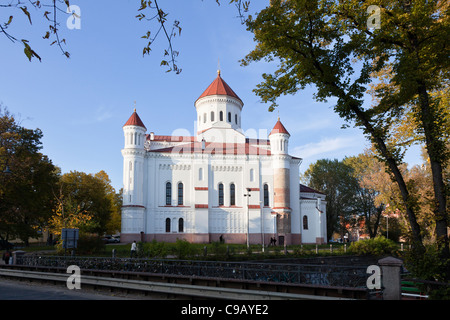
(130, 241), (137, 258)
(2, 250), (10, 265)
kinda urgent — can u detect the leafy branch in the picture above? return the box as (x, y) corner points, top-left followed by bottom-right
(0, 0), (71, 61)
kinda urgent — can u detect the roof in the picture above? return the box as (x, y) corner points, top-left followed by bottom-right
(300, 184), (325, 195)
(269, 118), (290, 136)
(147, 141), (272, 156)
(123, 110), (146, 129)
(196, 71), (243, 104)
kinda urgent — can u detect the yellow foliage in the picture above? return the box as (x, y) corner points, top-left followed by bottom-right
(46, 194), (93, 236)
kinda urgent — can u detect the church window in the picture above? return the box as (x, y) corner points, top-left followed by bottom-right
(228, 112), (231, 123)
(178, 218), (184, 233)
(178, 182), (184, 205)
(166, 182), (172, 205)
(235, 114), (238, 124)
(303, 216), (309, 230)
(165, 218), (171, 232)
(218, 183), (224, 206)
(264, 184), (269, 206)
(230, 183), (235, 206)
(203, 113), (207, 123)
(219, 111), (223, 121)
(211, 111), (214, 122)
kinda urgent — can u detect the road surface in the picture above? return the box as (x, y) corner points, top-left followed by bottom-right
(0, 278), (133, 300)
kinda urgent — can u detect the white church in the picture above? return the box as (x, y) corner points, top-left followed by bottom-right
(121, 71), (327, 245)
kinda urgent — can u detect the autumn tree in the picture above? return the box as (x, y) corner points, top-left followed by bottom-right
(56, 170), (121, 235)
(239, 0), (450, 262)
(0, 106), (59, 245)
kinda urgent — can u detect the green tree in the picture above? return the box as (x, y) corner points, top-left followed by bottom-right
(303, 158), (360, 240)
(0, 106), (59, 245)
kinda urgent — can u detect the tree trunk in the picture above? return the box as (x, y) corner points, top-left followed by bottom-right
(416, 83), (450, 264)
(351, 105), (424, 252)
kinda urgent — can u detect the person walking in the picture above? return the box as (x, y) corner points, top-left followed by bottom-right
(2, 251), (11, 265)
(130, 241), (137, 258)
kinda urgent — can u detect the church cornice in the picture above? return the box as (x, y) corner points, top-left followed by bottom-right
(195, 96), (243, 109)
(122, 149), (145, 156)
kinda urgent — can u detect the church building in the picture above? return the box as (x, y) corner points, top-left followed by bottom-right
(121, 71), (327, 245)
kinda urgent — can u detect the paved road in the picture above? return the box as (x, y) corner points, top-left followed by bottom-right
(0, 279), (134, 300)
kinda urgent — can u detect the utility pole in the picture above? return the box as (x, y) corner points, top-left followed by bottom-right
(244, 188), (251, 249)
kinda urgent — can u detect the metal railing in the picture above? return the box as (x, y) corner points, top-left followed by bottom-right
(16, 255), (369, 288)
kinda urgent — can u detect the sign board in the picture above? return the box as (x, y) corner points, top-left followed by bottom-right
(62, 228), (79, 249)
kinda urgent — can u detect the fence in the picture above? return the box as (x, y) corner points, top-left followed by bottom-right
(16, 255), (369, 288)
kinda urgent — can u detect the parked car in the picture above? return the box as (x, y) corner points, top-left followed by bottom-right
(102, 235), (120, 244)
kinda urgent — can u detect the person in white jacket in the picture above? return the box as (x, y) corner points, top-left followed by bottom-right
(130, 241), (137, 258)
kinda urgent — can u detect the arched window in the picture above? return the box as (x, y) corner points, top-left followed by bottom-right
(218, 183), (224, 206)
(178, 218), (184, 233)
(165, 182), (172, 205)
(211, 111), (214, 122)
(264, 184), (269, 206)
(228, 112), (231, 122)
(178, 182), (184, 205)
(165, 218), (171, 232)
(230, 183), (235, 206)
(235, 114), (238, 124)
(303, 216), (309, 230)
(219, 111), (223, 121)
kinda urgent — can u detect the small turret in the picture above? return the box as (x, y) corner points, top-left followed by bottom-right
(269, 117), (292, 243)
(269, 117), (290, 155)
(123, 108), (146, 149)
(122, 108), (146, 207)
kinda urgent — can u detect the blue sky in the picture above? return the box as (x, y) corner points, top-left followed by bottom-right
(0, 0), (421, 191)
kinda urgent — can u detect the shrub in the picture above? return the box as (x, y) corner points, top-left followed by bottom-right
(145, 240), (168, 258)
(402, 244), (449, 282)
(348, 236), (398, 256)
(210, 241), (228, 257)
(401, 244), (450, 299)
(171, 239), (198, 259)
(76, 234), (105, 255)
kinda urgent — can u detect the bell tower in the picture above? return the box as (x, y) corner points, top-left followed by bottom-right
(121, 107), (146, 242)
(269, 117), (291, 244)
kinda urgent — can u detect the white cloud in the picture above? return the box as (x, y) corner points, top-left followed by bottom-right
(292, 136), (365, 160)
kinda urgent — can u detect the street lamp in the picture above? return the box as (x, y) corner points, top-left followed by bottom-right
(244, 188), (251, 249)
(260, 201), (264, 253)
(3, 165), (12, 175)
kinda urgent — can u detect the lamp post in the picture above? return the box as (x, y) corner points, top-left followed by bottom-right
(3, 165), (12, 175)
(244, 188), (251, 249)
(260, 201), (264, 253)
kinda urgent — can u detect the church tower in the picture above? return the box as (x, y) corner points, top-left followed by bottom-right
(269, 117), (291, 245)
(194, 70), (245, 143)
(121, 108), (146, 241)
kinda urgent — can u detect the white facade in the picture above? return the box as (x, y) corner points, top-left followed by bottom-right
(121, 72), (327, 245)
